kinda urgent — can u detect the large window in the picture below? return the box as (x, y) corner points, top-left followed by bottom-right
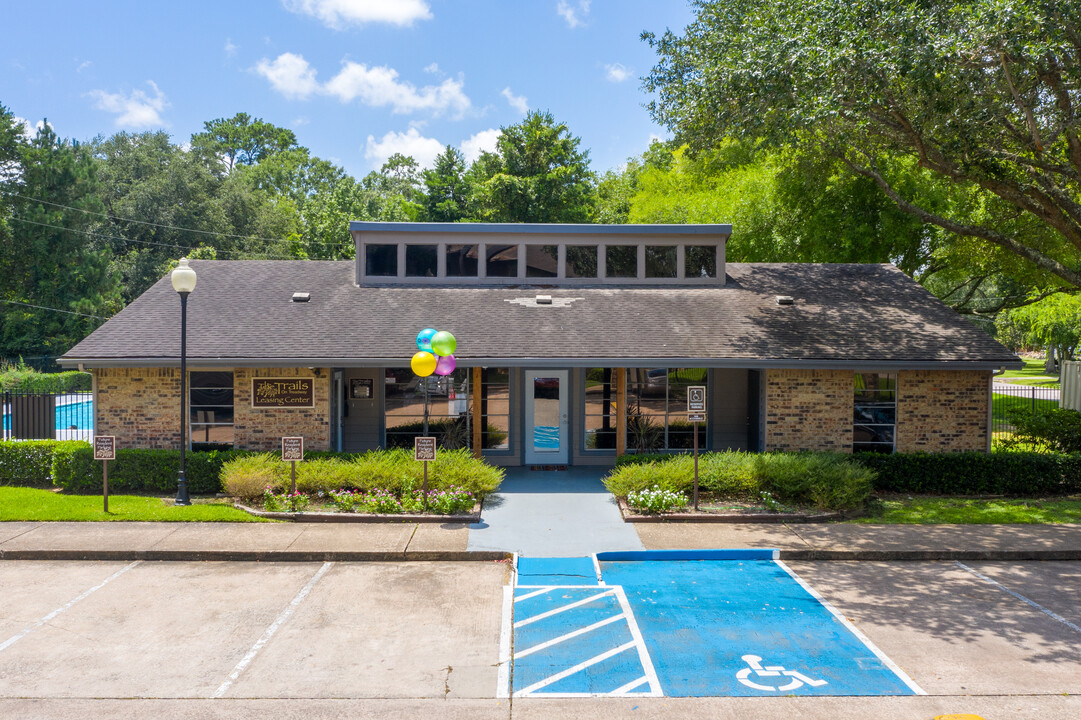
(525, 245), (559, 278)
(365, 244), (397, 276)
(584, 368), (617, 449)
(405, 244), (438, 277)
(686, 245), (717, 278)
(854, 372), (896, 452)
(486, 245), (518, 277)
(645, 246), (677, 278)
(606, 245), (637, 278)
(446, 244), (478, 277)
(190, 371), (234, 450)
(383, 367), (510, 451)
(626, 368), (707, 451)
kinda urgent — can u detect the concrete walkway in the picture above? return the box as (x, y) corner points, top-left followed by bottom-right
(466, 467), (644, 557)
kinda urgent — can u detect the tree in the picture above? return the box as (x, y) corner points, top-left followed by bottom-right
(470, 111), (595, 222)
(423, 145), (469, 222)
(191, 112), (298, 173)
(997, 294), (1081, 372)
(644, 0), (1081, 304)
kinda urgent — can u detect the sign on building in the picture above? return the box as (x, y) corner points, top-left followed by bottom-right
(252, 377), (315, 408)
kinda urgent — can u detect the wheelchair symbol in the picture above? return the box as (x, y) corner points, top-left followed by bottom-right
(736, 654), (829, 692)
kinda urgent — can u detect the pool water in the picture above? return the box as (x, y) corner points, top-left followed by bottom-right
(2, 399), (94, 432)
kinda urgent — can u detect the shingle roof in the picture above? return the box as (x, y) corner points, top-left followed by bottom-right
(59, 260), (1020, 368)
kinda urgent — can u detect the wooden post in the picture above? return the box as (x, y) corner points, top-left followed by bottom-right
(472, 366), (483, 458)
(103, 460), (109, 513)
(615, 368), (627, 456)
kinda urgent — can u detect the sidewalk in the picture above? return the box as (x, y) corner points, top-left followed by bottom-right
(2, 519), (1080, 561)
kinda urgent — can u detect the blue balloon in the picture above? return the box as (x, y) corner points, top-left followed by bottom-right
(416, 328), (437, 352)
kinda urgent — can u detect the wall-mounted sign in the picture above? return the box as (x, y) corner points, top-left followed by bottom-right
(252, 377), (315, 408)
(281, 436), (304, 462)
(94, 435), (115, 461)
(350, 377), (373, 399)
(687, 386), (706, 413)
(414, 436), (437, 462)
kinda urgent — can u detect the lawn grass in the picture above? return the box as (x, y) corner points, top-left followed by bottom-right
(999, 357), (1060, 387)
(0, 487), (268, 522)
(850, 494), (1081, 524)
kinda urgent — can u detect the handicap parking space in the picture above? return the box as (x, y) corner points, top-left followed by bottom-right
(503, 551), (922, 698)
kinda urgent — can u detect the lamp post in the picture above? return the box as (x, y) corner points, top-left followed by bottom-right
(171, 258), (197, 506)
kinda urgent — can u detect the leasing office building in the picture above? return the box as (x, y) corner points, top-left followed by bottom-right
(59, 223), (1020, 465)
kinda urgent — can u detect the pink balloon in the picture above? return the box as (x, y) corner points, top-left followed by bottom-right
(434, 354), (456, 376)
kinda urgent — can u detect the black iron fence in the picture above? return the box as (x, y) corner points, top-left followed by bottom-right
(1, 391), (94, 441)
(991, 384), (1060, 439)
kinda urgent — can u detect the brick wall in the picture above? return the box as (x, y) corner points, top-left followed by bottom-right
(94, 367), (332, 451)
(233, 368), (331, 451)
(896, 370), (989, 452)
(764, 369), (853, 452)
(94, 368), (181, 449)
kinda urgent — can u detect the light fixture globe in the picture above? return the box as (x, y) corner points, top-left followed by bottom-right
(171, 257), (197, 294)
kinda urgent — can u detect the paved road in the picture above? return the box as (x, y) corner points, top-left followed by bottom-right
(993, 382), (1061, 401)
(1, 558), (1079, 718)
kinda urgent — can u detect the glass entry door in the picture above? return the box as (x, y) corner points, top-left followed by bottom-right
(524, 370), (569, 465)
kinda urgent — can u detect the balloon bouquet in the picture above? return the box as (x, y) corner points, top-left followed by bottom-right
(410, 328), (457, 438)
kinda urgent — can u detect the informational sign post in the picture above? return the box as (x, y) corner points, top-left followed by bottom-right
(94, 436), (116, 513)
(687, 386), (706, 510)
(414, 436), (437, 509)
(281, 437), (304, 494)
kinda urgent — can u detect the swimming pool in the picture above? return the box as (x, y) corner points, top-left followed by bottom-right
(2, 397), (93, 435)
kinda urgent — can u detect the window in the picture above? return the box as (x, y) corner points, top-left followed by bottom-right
(365, 244), (397, 276)
(190, 371), (234, 450)
(384, 368), (470, 449)
(854, 372), (896, 452)
(583, 368), (617, 450)
(446, 244), (478, 277)
(626, 368), (708, 451)
(565, 245), (597, 278)
(486, 245), (518, 277)
(478, 368), (511, 450)
(685, 245), (717, 278)
(525, 245), (559, 278)
(606, 245), (637, 278)
(645, 246), (677, 278)
(405, 244), (438, 277)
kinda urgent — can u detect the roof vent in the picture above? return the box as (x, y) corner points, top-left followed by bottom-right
(535, 294), (553, 305)
(291, 292), (311, 303)
(775, 295), (794, 306)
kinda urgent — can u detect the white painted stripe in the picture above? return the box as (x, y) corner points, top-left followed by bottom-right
(955, 561), (1081, 635)
(774, 560), (926, 695)
(515, 641), (638, 696)
(515, 613), (626, 659)
(514, 589), (615, 628)
(514, 587), (555, 603)
(591, 553), (605, 585)
(212, 562), (332, 698)
(609, 675), (649, 695)
(511, 552), (519, 587)
(0, 561), (140, 653)
(612, 585), (664, 697)
(497, 584), (513, 699)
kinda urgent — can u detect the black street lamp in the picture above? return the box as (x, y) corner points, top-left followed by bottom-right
(171, 258), (197, 506)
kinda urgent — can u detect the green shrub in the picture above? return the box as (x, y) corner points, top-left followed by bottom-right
(627, 485), (687, 514)
(853, 450), (1081, 495)
(221, 454), (285, 499)
(52, 444), (252, 495)
(0, 363), (91, 393)
(1002, 407), (1081, 454)
(0, 440), (79, 487)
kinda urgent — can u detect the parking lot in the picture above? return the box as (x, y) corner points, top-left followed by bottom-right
(1, 558), (1079, 718)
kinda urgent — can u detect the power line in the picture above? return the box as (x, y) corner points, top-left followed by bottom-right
(1, 299), (108, 320)
(0, 189), (349, 250)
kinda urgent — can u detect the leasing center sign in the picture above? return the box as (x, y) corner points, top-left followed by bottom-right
(252, 377), (315, 408)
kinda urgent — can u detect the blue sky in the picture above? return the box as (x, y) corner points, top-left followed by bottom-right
(3, 0), (695, 178)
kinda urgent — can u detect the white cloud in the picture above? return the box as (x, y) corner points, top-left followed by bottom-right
(12, 116), (44, 140)
(501, 87), (528, 114)
(283, 0), (432, 29)
(324, 61), (470, 116)
(87, 81), (168, 128)
(293, 116), (310, 126)
(423, 62), (440, 74)
(364, 128), (444, 169)
(556, 0), (590, 28)
(605, 63), (630, 83)
(76, 60), (92, 73)
(224, 38), (238, 57)
(460, 128), (500, 164)
(255, 52), (319, 99)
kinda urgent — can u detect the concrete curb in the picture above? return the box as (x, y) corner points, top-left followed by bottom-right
(617, 497), (846, 523)
(777, 549), (1081, 561)
(0, 550), (512, 562)
(233, 502), (482, 523)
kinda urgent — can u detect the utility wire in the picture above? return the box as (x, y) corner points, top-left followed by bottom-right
(1, 299), (108, 320)
(0, 189), (348, 250)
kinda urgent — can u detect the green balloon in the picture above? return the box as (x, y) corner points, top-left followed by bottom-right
(431, 330), (456, 357)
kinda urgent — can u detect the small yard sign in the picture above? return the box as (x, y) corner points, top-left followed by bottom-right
(687, 386), (706, 413)
(94, 436), (115, 513)
(686, 386), (706, 511)
(282, 436), (304, 494)
(414, 436), (437, 509)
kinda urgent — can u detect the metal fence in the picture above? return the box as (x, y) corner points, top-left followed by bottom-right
(991, 383), (1060, 440)
(1, 391), (94, 442)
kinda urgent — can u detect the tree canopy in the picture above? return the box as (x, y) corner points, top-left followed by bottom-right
(644, 0), (1081, 306)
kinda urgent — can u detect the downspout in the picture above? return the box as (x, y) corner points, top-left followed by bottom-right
(988, 367), (1006, 453)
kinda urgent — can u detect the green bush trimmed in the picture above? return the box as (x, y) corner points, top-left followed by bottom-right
(852, 450), (1081, 496)
(51, 444), (252, 495)
(604, 451), (874, 511)
(0, 367), (91, 393)
(0, 440), (83, 487)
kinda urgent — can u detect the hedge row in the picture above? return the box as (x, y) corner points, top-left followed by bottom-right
(0, 370), (91, 393)
(851, 451), (1081, 496)
(0, 440), (81, 487)
(52, 445), (253, 495)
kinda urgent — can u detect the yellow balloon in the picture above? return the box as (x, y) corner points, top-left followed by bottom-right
(411, 351), (437, 377)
